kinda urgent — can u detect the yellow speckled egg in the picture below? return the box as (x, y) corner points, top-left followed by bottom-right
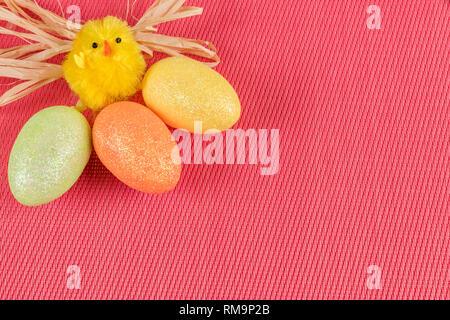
(142, 57), (241, 133)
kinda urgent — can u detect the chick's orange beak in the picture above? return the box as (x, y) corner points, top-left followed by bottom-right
(104, 40), (111, 56)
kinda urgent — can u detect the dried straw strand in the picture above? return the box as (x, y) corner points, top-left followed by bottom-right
(0, 0), (219, 107)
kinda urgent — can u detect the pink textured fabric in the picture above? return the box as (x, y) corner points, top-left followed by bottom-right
(0, 0), (449, 300)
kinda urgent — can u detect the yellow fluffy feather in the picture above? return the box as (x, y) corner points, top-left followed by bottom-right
(63, 16), (146, 111)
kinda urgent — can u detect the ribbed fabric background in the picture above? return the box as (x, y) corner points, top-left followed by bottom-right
(0, 0), (449, 300)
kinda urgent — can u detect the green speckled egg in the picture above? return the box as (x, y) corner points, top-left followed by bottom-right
(8, 106), (92, 207)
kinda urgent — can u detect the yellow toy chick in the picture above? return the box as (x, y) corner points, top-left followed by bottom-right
(0, 0), (219, 110)
(63, 16), (146, 111)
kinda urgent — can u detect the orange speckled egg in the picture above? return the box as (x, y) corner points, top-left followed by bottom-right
(93, 101), (181, 194)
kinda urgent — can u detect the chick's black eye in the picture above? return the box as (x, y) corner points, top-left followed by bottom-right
(92, 42), (98, 49)
(116, 38), (122, 44)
